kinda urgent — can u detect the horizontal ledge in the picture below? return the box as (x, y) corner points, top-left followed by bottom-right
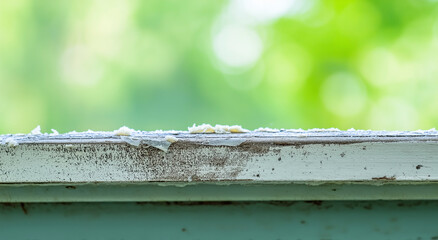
(1, 182), (438, 202)
(3, 130), (438, 142)
(1, 131), (438, 201)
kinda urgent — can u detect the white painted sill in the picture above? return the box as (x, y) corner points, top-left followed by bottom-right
(1, 130), (437, 202)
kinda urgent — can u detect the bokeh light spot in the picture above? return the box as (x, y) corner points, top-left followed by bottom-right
(213, 24), (263, 69)
(266, 43), (312, 89)
(85, 0), (133, 59)
(321, 73), (367, 117)
(60, 45), (103, 86)
(238, 0), (297, 23)
(359, 48), (412, 87)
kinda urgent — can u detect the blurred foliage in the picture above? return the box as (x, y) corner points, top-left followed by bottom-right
(1, 0), (438, 134)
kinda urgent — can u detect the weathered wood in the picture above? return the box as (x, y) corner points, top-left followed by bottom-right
(1, 130), (438, 201)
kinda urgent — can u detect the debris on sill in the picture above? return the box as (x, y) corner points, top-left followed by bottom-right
(254, 127), (280, 133)
(3, 125), (438, 145)
(188, 124), (249, 134)
(143, 139), (171, 152)
(120, 136), (141, 147)
(114, 126), (135, 136)
(165, 135), (178, 143)
(51, 129), (59, 135)
(31, 125), (42, 135)
(4, 137), (19, 147)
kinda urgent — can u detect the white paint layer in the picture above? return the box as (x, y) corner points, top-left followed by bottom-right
(1, 131), (438, 201)
(0, 131), (437, 184)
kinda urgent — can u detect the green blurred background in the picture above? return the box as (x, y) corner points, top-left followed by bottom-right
(1, 0), (438, 134)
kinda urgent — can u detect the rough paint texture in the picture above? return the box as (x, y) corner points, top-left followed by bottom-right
(0, 131), (438, 184)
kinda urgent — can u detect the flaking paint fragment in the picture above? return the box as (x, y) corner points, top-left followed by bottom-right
(188, 124), (249, 134)
(188, 124), (215, 133)
(255, 127), (280, 133)
(114, 126), (135, 136)
(119, 136), (171, 151)
(4, 137), (18, 147)
(143, 139), (171, 152)
(31, 125), (42, 135)
(51, 129), (59, 135)
(165, 135), (178, 143)
(120, 136), (141, 147)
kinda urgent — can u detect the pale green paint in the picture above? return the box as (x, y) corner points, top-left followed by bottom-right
(0, 201), (437, 240)
(2, 183), (438, 202)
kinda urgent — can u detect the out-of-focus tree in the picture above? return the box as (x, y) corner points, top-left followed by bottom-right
(1, 0), (437, 134)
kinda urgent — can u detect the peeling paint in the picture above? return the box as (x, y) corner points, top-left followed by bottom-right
(30, 126), (42, 135)
(142, 139), (171, 152)
(165, 135), (178, 143)
(3, 137), (18, 147)
(114, 126), (135, 136)
(0, 131), (438, 186)
(120, 136), (142, 147)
